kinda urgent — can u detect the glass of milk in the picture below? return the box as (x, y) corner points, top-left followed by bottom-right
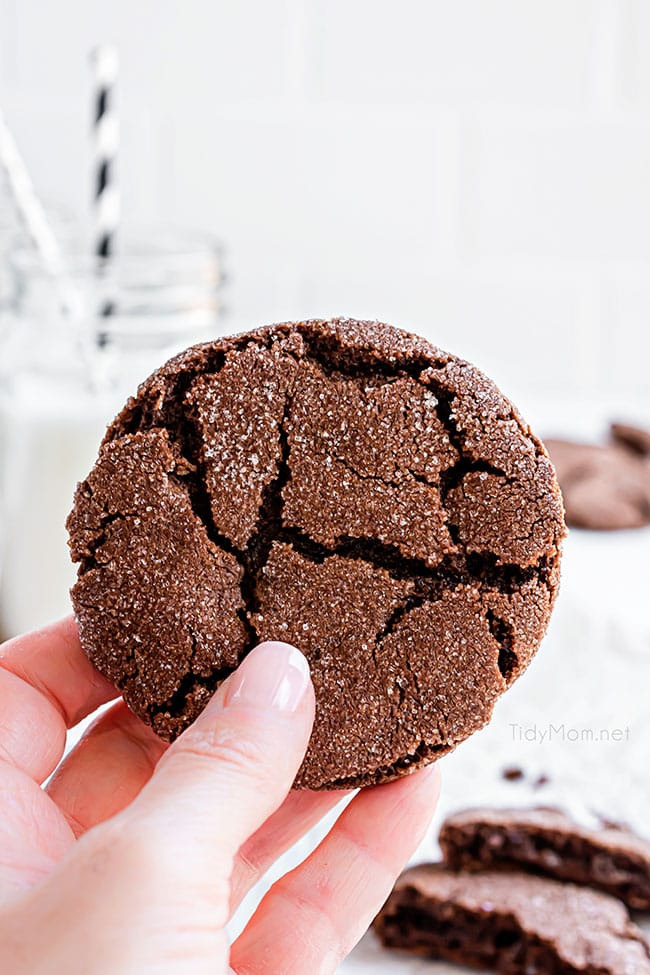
(0, 233), (225, 639)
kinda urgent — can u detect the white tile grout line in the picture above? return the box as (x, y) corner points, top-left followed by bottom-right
(589, 0), (624, 114)
(283, 0), (309, 109)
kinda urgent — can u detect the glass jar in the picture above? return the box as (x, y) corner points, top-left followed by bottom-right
(0, 233), (226, 638)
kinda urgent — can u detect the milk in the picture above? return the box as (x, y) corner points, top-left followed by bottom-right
(0, 373), (117, 637)
(0, 233), (225, 639)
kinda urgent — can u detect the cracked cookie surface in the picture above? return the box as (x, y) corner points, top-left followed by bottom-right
(67, 318), (565, 789)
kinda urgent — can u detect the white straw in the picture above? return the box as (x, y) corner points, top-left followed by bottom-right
(0, 107), (64, 274)
(0, 107), (79, 317)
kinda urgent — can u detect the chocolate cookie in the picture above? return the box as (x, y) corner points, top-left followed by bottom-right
(440, 807), (650, 911)
(611, 421), (650, 458)
(373, 864), (650, 973)
(546, 438), (650, 530)
(67, 319), (565, 789)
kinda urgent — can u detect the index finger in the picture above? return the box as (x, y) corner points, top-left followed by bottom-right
(0, 617), (117, 728)
(230, 765), (441, 974)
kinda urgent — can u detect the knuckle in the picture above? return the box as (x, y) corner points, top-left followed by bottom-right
(82, 817), (161, 880)
(172, 723), (274, 784)
(76, 819), (232, 918)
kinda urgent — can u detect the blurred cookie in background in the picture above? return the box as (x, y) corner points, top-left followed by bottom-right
(374, 864), (650, 974)
(610, 421), (650, 459)
(545, 437), (650, 530)
(439, 806), (650, 911)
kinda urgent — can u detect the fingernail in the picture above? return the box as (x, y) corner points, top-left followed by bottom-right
(222, 642), (311, 713)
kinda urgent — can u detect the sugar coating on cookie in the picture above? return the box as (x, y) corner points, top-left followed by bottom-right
(67, 318), (565, 789)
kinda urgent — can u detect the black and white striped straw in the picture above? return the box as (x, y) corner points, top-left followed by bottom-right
(91, 45), (120, 262)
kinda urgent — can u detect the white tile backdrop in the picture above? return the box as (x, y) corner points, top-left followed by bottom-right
(1, 0), (649, 413)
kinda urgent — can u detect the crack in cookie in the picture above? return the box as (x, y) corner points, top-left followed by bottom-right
(68, 318), (565, 789)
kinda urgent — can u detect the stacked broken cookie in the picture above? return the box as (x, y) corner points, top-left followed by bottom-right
(546, 422), (650, 530)
(374, 806), (650, 973)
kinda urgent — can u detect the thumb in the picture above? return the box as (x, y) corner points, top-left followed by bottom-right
(124, 641), (314, 877)
(0, 644), (314, 975)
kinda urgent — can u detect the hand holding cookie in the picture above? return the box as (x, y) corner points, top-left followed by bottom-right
(0, 618), (440, 974)
(0, 319), (564, 972)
